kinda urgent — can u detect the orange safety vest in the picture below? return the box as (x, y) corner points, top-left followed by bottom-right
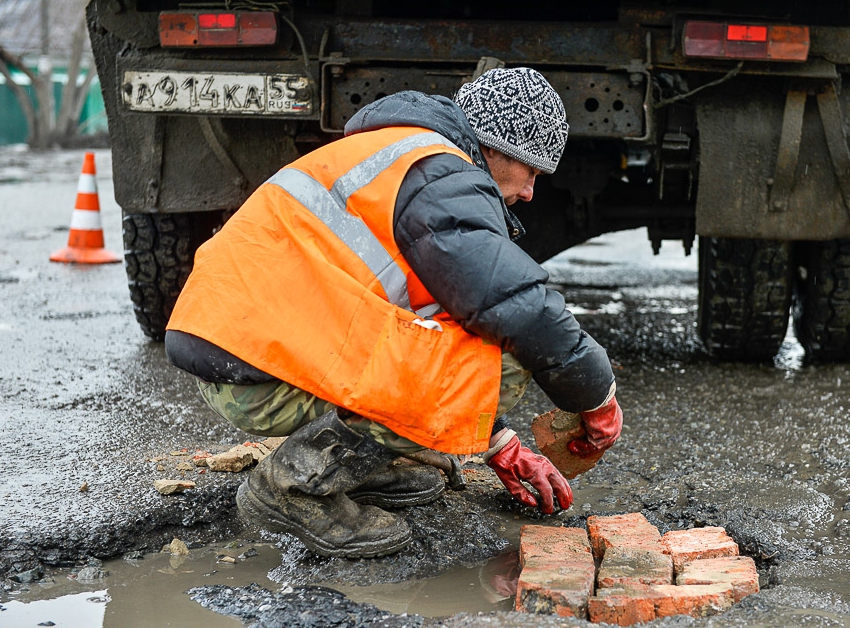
(168, 126), (502, 454)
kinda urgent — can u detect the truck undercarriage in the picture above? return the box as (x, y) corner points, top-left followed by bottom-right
(87, 0), (850, 362)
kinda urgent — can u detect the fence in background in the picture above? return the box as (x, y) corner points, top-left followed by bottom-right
(0, 67), (106, 145)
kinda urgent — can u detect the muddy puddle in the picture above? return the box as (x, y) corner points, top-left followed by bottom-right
(1, 540), (515, 626)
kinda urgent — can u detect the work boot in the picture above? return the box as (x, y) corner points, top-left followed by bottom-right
(236, 410), (411, 558)
(348, 460), (445, 508)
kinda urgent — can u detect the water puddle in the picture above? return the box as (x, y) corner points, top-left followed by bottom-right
(1, 590), (109, 627)
(331, 552), (518, 616)
(1, 541), (514, 627)
(1, 542), (280, 627)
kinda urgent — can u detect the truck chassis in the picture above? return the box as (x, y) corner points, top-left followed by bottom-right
(87, 0), (850, 362)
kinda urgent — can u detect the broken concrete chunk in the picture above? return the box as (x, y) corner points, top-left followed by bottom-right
(165, 538), (190, 556)
(206, 450), (255, 472)
(228, 444), (267, 463)
(192, 451), (212, 467)
(261, 436), (286, 450)
(153, 479), (196, 494)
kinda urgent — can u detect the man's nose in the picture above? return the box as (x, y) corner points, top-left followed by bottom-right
(518, 179), (535, 203)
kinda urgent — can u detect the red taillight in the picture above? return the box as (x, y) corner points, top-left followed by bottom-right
(159, 11), (277, 47)
(683, 20), (809, 62)
(198, 13), (236, 29)
(726, 24), (767, 42)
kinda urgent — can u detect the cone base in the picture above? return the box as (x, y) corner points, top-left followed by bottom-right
(50, 246), (122, 264)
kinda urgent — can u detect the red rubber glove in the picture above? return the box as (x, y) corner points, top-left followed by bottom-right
(485, 431), (573, 514)
(568, 394), (623, 458)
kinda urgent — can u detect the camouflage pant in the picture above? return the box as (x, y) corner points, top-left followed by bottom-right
(197, 352), (531, 454)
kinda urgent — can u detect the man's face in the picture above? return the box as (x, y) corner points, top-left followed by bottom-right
(482, 147), (540, 206)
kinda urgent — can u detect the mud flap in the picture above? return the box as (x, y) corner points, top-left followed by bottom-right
(695, 82), (850, 240)
(816, 84), (850, 220)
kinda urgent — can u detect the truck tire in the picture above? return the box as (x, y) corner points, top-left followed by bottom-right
(793, 239), (850, 362)
(123, 211), (230, 341)
(697, 236), (792, 361)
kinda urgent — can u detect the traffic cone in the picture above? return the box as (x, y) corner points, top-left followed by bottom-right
(50, 152), (121, 264)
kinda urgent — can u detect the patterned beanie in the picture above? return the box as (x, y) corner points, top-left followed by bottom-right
(454, 67), (569, 174)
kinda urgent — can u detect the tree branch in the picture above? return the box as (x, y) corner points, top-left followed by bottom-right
(0, 46), (37, 83)
(0, 47), (38, 143)
(57, 18), (88, 138)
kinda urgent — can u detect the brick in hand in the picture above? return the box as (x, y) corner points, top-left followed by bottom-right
(531, 409), (604, 479)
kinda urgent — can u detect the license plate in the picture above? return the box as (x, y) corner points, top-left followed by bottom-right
(121, 70), (312, 116)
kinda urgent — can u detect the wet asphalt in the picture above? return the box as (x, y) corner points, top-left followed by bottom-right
(2, 145), (850, 626)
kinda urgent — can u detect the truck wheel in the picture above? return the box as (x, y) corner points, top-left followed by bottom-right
(123, 211), (229, 341)
(793, 239), (850, 362)
(697, 237), (792, 361)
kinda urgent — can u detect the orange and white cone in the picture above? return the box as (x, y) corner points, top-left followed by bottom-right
(50, 152), (121, 264)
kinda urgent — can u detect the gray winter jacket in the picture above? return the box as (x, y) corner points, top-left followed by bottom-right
(166, 91), (614, 414)
(344, 91), (614, 413)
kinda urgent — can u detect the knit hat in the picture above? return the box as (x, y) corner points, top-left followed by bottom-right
(454, 67), (569, 174)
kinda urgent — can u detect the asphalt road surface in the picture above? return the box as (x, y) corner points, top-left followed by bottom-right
(3, 145), (850, 627)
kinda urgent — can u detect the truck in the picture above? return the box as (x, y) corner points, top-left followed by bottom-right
(86, 0), (850, 362)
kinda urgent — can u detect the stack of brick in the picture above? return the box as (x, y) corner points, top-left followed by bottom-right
(515, 513), (759, 626)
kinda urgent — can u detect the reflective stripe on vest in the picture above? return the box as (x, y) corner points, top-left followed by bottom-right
(267, 130), (458, 315)
(167, 126), (502, 453)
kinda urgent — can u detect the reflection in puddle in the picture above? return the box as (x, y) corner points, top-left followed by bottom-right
(1, 590), (109, 627)
(331, 552), (520, 617)
(1, 544), (522, 626)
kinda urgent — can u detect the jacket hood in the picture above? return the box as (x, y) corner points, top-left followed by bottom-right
(343, 91), (489, 173)
(343, 90), (527, 241)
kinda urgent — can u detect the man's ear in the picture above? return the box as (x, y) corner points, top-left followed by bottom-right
(481, 146), (498, 160)
(481, 145), (505, 170)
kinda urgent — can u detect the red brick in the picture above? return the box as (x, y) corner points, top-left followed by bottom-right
(651, 583), (736, 618)
(596, 547), (674, 588)
(588, 583), (735, 625)
(588, 584), (661, 625)
(676, 556), (759, 602)
(516, 559), (597, 618)
(587, 512), (663, 561)
(518, 525), (591, 567)
(531, 409), (604, 479)
(516, 525), (595, 618)
(661, 527), (739, 572)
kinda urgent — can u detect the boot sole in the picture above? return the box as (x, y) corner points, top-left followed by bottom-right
(236, 482), (411, 559)
(348, 482), (445, 508)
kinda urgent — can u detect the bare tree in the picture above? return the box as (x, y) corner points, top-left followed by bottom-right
(0, 15), (95, 149)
